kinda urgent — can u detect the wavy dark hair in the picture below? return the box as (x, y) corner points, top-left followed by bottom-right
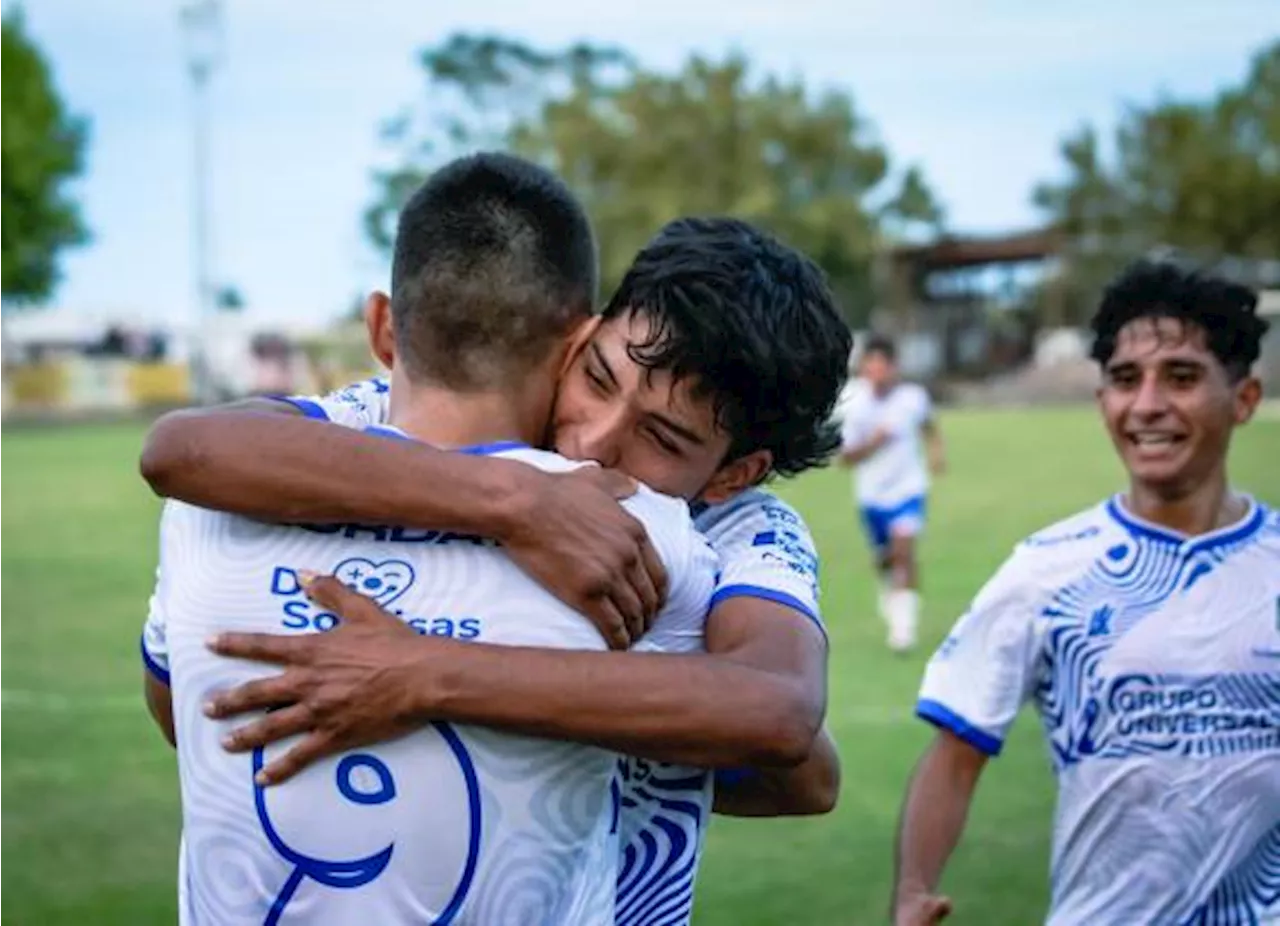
(1090, 256), (1269, 381)
(603, 217), (852, 478)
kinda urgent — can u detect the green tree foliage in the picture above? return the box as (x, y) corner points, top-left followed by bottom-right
(1035, 40), (1280, 318)
(2, 10), (89, 305)
(366, 34), (942, 325)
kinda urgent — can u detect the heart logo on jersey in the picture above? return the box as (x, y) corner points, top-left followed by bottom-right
(331, 558), (416, 608)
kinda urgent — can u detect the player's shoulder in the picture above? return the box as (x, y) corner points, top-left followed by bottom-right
(1001, 500), (1125, 584)
(695, 487), (813, 547)
(489, 444), (587, 475)
(900, 381), (929, 401)
(498, 446), (706, 561)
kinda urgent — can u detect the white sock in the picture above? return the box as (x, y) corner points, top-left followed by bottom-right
(877, 583), (893, 628)
(886, 589), (919, 651)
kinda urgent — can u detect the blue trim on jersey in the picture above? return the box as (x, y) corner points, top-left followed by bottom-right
(140, 636), (170, 686)
(916, 699), (1003, 756)
(362, 424), (411, 442)
(361, 425), (528, 457)
(270, 395), (331, 421)
(713, 767), (757, 789)
(457, 440), (528, 456)
(1105, 494), (1264, 553)
(708, 583), (827, 643)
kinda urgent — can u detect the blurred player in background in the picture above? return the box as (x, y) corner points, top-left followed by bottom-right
(892, 258), (1278, 926)
(839, 335), (946, 652)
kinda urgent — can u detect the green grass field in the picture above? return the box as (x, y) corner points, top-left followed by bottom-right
(3, 407), (1278, 925)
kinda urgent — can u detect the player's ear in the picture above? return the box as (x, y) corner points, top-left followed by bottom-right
(699, 450), (772, 506)
(364, 292), (395, 370)
(1232, 375), (1262, 425)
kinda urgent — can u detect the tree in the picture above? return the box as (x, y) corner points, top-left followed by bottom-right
(365, 34), (943, 325)
(1, 10), (89, 306)
(1034, 40), (1280, 319)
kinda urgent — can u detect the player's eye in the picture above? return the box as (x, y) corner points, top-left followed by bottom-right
(585, 366), (610, 394)
(647, 428), (681, 456)
(1108, 369), (1139, 389)
(1166, 366), (1201, 388)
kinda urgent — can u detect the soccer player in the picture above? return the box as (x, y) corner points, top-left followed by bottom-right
(892, 258), (1278, 926)
(838, 335), (945, 652)
(142, 218), (852, 924)
(141, 154), (719, 924)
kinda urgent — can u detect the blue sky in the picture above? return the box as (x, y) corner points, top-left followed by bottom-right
(14, 0), (1276, 327)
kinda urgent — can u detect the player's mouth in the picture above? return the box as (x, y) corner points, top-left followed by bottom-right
(1125, 431), (1188, 458)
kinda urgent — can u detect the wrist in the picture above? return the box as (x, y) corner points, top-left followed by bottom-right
(486, 460), (544, 545)
(401, 635), (462, 719)
(428, 454), (532, 540)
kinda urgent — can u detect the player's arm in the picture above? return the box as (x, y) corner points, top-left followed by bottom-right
(892, 731), (986, 925)
(711, 726), (839, 817)
(204, 577), (828, 783)
(892, 551), (1039, 924)
(139, 395), (664, 648)
(838, 403), (888, 466)
(920, 390), (946, 475)
(144, 672), (176, 747)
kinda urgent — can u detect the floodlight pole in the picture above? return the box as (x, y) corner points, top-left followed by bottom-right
(179, 0), (223, 404)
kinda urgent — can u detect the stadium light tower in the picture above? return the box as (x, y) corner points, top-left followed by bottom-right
(179, 0), (224, 404)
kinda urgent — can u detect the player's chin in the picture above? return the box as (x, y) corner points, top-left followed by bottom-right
(1122, 447), (1195, 487)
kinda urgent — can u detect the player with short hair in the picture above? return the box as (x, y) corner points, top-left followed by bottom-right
(143, 214), (852, 925)
(143, 152), (718, 924)
(838, 334), (945, 652)
(892, 257), (1278, 926)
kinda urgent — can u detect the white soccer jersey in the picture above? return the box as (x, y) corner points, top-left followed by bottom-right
(918, 497), (1280, 925)
(613, 488), (826, 926)
(273, 380), (829, 926)
(839, 379), (932, 508)
(143, 436), (716, 926)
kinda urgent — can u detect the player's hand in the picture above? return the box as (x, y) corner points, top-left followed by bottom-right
(501, 465), (667, 650)
(204, 573), (430, 786)
(893, 892), (952, 926)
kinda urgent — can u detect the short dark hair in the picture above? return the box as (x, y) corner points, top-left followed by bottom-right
(390, 152), (597, 389)
(603, 217), (852, 479)
(862, 334), (897, 362)
(1090, 256), (1269, 381)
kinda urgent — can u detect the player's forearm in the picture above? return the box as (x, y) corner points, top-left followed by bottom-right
(841, 433), (888, 465)
(140, 407), (523, 534)
(416, 640), (817, 768)
(712, 727), (840, 817)
(893, 736), (982, 910)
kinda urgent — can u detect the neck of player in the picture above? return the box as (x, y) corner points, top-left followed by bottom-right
(387, 370), (553, 451)
(1126, 465), (1247, 537)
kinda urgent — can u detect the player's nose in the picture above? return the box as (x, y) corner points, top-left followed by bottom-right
(575, 417), (628, 467)
(1130, 373), (1171, 417)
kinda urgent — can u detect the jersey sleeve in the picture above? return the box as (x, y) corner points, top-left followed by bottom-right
(916, 548), (1042, 756)
(269, 376), (391, 429)
(141, 564), (171, 685)
(839, 394), (866, 450)
(703, 496), (825, 640)
(141, 504), (186, 685)
(623, 489), (717, 656)
(913, 384), (934, 425)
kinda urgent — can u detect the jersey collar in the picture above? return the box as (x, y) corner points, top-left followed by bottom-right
(1105, 493), (1265, 555)
(362, 425), (527, 457)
